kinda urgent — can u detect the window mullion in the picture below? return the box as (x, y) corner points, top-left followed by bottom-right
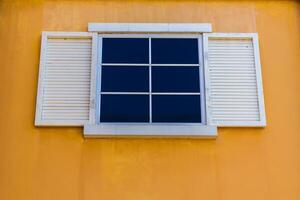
(149, 37), (152, 123)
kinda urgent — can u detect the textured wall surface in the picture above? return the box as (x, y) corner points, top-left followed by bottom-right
(0, 1), (299, 200)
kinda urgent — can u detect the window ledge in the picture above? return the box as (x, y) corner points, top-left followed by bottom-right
(84, 124), (217, 138)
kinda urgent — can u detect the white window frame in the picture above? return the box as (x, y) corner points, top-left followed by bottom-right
(85, 30), (217, 137)
(96, 34), (206, 124)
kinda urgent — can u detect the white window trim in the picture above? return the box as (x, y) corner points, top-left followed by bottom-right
(202, 33), (266, 127)
(88, 23), (212, 33)
(95, 34), (206, 125)
(84, 33), (217, 137)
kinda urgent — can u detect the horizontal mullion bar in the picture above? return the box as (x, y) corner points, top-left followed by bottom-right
(100, 92), (200, 95)
(101, 92), (149, 95)
(101, 63), (149, 66)
(101, 63), (200, 66)
(151, 64), (200, 66)
(152, 92), (200, 95)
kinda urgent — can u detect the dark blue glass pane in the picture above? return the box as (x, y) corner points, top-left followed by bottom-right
(101, 66), (149, 92)
(102, 38), (149, 63)
(151, 38), (199, 64)
(152, 95), (201, 123)
(100, 95), (149, 122)
(152, 66), (200, 92)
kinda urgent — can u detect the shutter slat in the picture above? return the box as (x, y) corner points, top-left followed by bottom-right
(43, 107), (89, 110)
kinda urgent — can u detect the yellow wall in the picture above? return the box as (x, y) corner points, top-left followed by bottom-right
(0, 0), (300, 200)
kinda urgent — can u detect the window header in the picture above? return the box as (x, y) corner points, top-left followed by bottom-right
(88, 23), (212, 33)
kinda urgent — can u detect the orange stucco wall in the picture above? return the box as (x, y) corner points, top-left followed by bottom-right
(0, 0), (300, 200)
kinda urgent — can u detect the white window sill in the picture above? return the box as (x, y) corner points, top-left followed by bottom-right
(84, 124), (217, 138)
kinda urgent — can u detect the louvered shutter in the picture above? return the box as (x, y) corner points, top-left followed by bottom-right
(203, 33), (266, 127)
(35, 32), (97, 126)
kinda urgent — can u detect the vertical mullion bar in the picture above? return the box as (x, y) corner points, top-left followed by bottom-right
(198, 35), (206, 125)
(149, 37), (152, 123)
(96, 36), (103, 124)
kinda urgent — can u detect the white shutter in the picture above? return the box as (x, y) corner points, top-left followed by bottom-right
(35, 32), (97, 126)
(203, 33), (266, 127)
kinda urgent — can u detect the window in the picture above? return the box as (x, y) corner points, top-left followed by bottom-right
(97, 36), (205, 125)
(35, 23), (266, 138)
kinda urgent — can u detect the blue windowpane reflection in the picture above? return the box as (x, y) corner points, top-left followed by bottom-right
(102, 38), (149, 64)
(152, 95), (201, 123)
(151, 38), (199, 64)
(152, 66), (200, 92)
(101, 66), (149, 92)
(100, 95), (149, 122)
